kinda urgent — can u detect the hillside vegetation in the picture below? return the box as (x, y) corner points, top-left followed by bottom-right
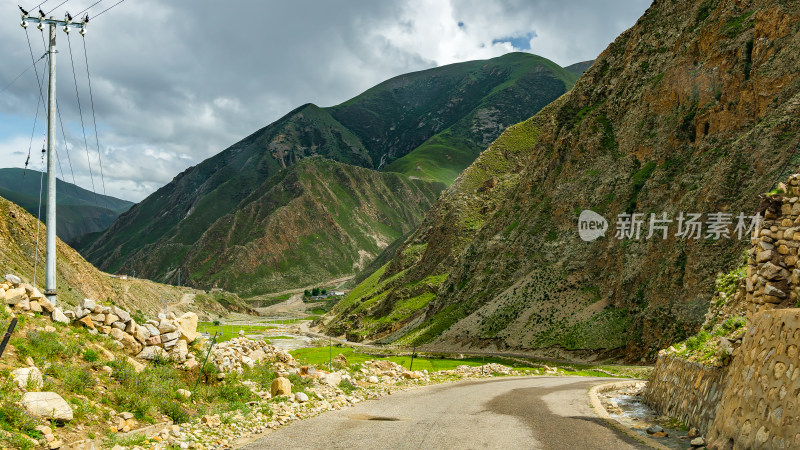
(79, 52), (577, 296)
(0, 168), (132, 242)
(325, 0), (800, 361)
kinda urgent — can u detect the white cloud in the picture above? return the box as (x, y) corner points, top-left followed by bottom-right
(0, 0), (650, 201)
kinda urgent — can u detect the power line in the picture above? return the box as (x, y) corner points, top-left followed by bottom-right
(93, 0), (125, 19)
(76, 0), (103, 16)
(0, 52), (46, 95)
(45, 0), (69, 15)
(81, 35), (109, 208)
(23, 31), (47, 179)
(65, 32), (101, 207)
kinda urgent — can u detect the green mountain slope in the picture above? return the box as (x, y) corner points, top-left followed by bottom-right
(0, 168), (133, 242)
(88, 158), (443, 296)
(80, 52), (576, 294)
(325, 0), (800, 361)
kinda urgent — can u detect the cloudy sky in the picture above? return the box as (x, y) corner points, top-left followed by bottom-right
(0, 0), (651, 202)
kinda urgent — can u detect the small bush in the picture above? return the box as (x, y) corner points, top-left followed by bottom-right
(82, 349), (100, 363)
(48, 364), (96, 394)
(338, 379), (357, 395)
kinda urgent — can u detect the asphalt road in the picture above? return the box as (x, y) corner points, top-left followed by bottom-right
(242, 376), (648, 450)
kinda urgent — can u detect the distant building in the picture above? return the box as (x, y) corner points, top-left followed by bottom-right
(330, 291), (346, 296)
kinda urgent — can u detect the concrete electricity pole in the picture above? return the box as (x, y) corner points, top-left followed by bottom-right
(21, 10), (88, 306)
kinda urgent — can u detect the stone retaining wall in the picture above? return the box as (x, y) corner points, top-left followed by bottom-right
(706, 309), (800, 449)
(643, 355), (729, 435)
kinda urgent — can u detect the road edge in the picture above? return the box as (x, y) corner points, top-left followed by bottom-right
(587, 380), (669, 450)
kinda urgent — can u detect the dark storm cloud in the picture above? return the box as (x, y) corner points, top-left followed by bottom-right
(0, 0), (650, 201)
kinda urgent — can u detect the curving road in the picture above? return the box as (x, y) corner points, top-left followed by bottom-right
(241, 377), (648, 450)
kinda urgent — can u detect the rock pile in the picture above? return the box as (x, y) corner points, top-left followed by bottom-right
(208, 337), (296, 373)
(1, 274), (69, 323)
(2, 273), (201, 364)
(66, 298), (200, 364)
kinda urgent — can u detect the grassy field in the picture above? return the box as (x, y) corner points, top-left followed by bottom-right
(291, 346), (651, 378)
(197, 322), (277, 342)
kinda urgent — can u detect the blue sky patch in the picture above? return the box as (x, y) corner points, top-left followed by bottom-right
(492, 31), (537, 50)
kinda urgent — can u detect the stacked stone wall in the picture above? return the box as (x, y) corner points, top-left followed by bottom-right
(643, 355), (729, 435)
(745, 173), (800, 315)
(706, 309), (800, 449)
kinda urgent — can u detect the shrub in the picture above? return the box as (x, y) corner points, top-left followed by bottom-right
(82, 349), (100, 363)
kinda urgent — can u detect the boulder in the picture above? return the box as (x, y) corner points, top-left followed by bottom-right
(112, 306), (130, 322)
(39, 298), (54, 312)
(4, 287), (27, 305)
(120, 333), (142, 354)
(321, 372), (342, 387)
(104, 314), (120, 326)
(270, 377), (292, 397)
(162, 330), (181, 343)
(51, 308), (70, 324)
(80, 298), (96, 310)
(74, 307), (89, 319)
(111, 321), (126, 330)
(158, 320), (178, 334)
(145, 335), (162, 346)
(29, 301), (43, 313)
(177, 389), (192, 399)
(21, 392), (73, 421)
(367, 375), (379, 384)
(99, 325), (111, 335)
(78, 316), (95, 329)
(4, 274), (21, 286)
(691, 437), (705, 447)
(333, 353), (349, 366)
(144, 323), (160, 337)
(171, 339), (188, 360)
(133, 325), (150, 343)
(28, 287), (45, 301)
(137, 346), (166, 360)
(295, 392), (309, 403)
(15, 297), (30, 311)
(109, 328), (126, 341)
(127, 357), (146, 373)
(250, 349), (266, 362)
(176, 312), (199, 342)
(125, 320), (136, 333)
(12, 367), (43, 390)
(90, 314), (105, 323)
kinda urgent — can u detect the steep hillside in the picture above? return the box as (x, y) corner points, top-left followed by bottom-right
(325, 0), (800, 361)
(105, 157), (443, 296)
(80, 52), (576, 295)
(0, 194), (247, 317)
(0, 168), (133, 242)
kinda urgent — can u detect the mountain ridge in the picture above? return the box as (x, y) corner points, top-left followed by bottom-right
(80, 52), (578, 295)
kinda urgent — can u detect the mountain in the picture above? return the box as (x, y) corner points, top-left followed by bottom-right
(0, 168), (133, 242)
(0, 194), (249, 317)
(563, 60), (594, 78)
(324, 0), (800, 361)
(79, 52), (578, 295)
(102, 157), (443, 297)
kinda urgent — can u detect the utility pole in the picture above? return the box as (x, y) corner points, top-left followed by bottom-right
(21, 10), (88, 306)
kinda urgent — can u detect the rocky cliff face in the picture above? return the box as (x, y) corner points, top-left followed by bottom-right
(325, 0), (800, 361)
